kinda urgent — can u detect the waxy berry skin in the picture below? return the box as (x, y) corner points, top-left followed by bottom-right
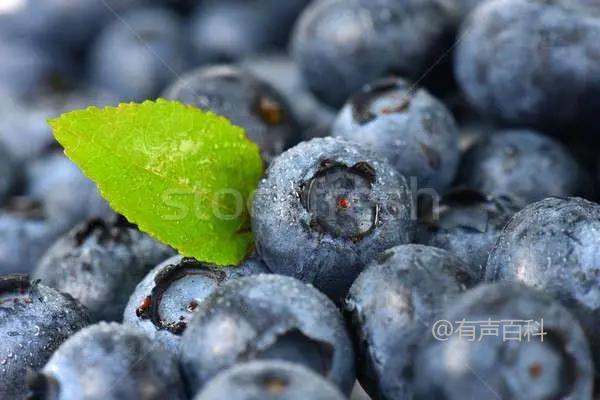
(345, 244), (477, 400)
(486, 196), (600, 372)
(123, 254), (267, 355)
(414, 283), (594, 400)
(180, 274), (356, 396)
(459, 130), (591, 206)
(0, 274), (90, 399)
(29, 322), (187, 400)
(291, 0), (454, 108)
(333, 78), (460, 192)
(252, 137), (414, 302)
(455, 0), (600, 129)
(194, 361), (346, 400)
(34, 217), (175, 322)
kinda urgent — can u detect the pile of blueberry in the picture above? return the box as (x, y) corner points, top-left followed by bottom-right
(1, 0), (600, 399)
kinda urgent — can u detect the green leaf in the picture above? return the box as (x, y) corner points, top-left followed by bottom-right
(50, 99), (264, 266)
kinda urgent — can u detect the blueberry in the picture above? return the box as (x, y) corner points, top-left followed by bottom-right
(252, 137), (414, 301)
(194, 360), (346, 400)
(239, 54), (336, 135)
(344, 244), (477, 400)
(486, 197), (600, 372)
(189, 0), (309, 63)
(28, 322), (187, 400)
(333, 78), (460, 192)
(26, 152), (113, 229)
(89, 7), (191, 101)
(0, 198), (63, 275)
(180, 274), (355, 395)
(0, 40), (71, 101)
(34, 216), (175, 322)
(416, 188), (520, 274)
(163, 65), (301, 162)
(0, 274), (90, 399)
(459, 130), (591, 206)
(0, 142), (16, 204)
(0, 0), (139, 52)
(0, 96), (57, 163)
(414, 283), (594, 399)
(455, 0), (600, 129)
(123, 254), (267, 355)
(291, 0), (454, 107)
(0, 89), (118, 167)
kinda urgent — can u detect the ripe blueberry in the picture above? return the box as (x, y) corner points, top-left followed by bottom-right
(252, 137), (414, 302)
(455, 0), (600, 129)
(239, 54), (336, 135)
(189, 0), (309, 64)
(345, 244), (477, 399)
(89, 7), (191, 101)
(486, 196), (600, 373)
(0, 198), (62, 274)
(34, 216), (175, 322)
(291, 0), (454, 107)
(414, 283), (594, 399)
(0, 274), (90, 399)
(0, 40), (71, 101)
(26, 152), (113, 229)
(333, 77), (460, 192)
(123, 254), (267, 355)
(194, 361), (346, 400)
(459, 130), (591, 206)
(180, 274), (355, 395)
(28, 322), (187, 400)
(163, 65), (301, 162)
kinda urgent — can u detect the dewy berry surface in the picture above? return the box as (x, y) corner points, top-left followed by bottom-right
(34, 216), (175, 322)
(180, 274), (355, 396)
(30, 322), (187, 400)
(486, 196), (600, 372)
(0, 274), (90, 399)
(2, 1), (600, 399)
(345, 244), (477, 400)
(123, 254), (267, 355)
(252, 137), (414, 302)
